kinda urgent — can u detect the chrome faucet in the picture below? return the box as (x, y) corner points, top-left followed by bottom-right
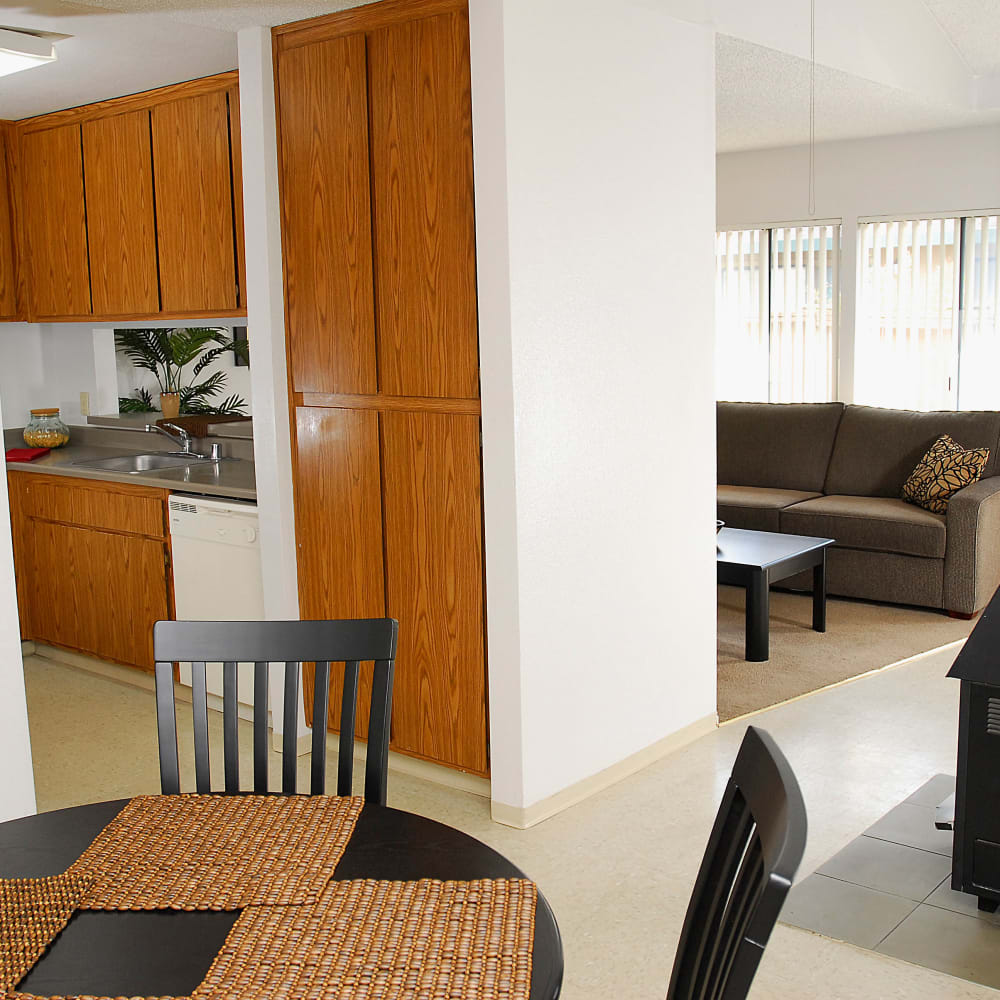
(144, 423), (223, 461)
(145, 422), (194, 453)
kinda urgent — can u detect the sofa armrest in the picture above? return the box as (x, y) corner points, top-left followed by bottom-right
(943, 476), (1000, 614)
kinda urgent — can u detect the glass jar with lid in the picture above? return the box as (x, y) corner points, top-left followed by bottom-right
(23, 408), (70, 448)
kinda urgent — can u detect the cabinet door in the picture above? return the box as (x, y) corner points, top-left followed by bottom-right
(0, 126), (19, 319)
(368, 11), (479, 399)
(277, 34), (377, 394)
(293, 407), (385, 737)
(21, 124), (91, 319)
(227, 87), (247, 309)
(25, 521), (169, 670)
(381, 410), (487, 773)
(83, 110), (160, 316)
(151, 91), (237, 314)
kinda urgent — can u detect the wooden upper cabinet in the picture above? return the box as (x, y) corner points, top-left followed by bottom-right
(277, 34), (377, 395)
(151, 90), (237, 314)
(21, 124), (91, 319)
(368, 11), (479, 399)
(227, 87), (247, 310)
(82, 110), (160, 316)
(0, 125), (19, 319)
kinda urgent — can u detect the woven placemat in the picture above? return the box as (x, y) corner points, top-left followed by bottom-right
(0, 874), (92, 992)
(11, 994), (184, 1000)
(70, 795), (364, 910)
(193, 878), (537, 1000)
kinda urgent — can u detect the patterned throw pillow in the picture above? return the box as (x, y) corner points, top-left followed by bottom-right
(902, 434), (989, 514)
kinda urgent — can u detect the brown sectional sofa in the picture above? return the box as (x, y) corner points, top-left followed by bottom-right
(717, 402), (1000, 616)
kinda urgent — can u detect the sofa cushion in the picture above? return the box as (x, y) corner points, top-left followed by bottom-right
(780, 495), (947, 559)
(902, 434), (989, 514)
(717, 401), (845, 493)
(824, 405), (1000, 497)
(718, 485), (821, 533)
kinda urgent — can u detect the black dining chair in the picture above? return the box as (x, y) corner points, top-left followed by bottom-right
(666, 725), (807, 1000)
(153, 618), (398, 803)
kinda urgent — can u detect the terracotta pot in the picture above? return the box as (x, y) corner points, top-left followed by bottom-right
(160, 392), (181, 419)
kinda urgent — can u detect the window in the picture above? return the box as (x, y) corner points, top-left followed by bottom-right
(715, 224), (839, 403)
(855, 214), (999, 411)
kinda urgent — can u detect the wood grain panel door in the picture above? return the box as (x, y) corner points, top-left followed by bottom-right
(151, 91), (237, 314)
(0, 127), (18, 319)
(294, 407), (385, 735)
(20, 124), (92, 319)
(276, 34), (377, 394)
(82, 110), (160, 316)
(25, 522), (169, 670)
(227, 88), (247, 309)
(368, 11), (479, 399)
(381, 410), (487, 773)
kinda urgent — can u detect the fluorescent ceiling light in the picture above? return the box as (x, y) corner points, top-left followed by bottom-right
(0, 28), (56, 78)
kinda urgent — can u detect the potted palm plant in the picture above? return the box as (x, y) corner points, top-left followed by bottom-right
(116, 328), (249, 417)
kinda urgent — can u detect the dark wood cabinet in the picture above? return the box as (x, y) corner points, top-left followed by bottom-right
(275, 0), (487, 775)
(8, 473), (172, 672)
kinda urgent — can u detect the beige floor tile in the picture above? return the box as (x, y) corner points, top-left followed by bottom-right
(21, 641), (996, 999)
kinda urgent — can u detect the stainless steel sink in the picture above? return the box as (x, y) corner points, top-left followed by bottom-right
(72, 453), (215, 474)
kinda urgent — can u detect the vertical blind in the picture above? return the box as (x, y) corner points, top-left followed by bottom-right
(856, 215), (999, 411)
(715, 229), (768, 402)
(715, 224), (838, 402)
(855, 219), (960, 411)
(958, 215), (999, 411)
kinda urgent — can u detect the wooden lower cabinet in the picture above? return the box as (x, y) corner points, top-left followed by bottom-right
(293, 406), (488, 776)
(381, 411), (487, 774)
(9, 473), (172, 671)
(294, 407), (385, 739)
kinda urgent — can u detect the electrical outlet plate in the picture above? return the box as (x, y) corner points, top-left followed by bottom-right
(79, 391), (90, 416)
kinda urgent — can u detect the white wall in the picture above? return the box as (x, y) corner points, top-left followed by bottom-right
(0, 320), (253, 430)
(0, 382), (36, 820)
(470, 0), (718, 817)
(717, 124), (1000, 400)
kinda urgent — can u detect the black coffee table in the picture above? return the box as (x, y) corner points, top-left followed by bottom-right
(717, 527), (835, 662)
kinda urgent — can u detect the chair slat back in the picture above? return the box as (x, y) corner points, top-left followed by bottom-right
(153, 619), (398, 802)
(666, 726), (806, 1000)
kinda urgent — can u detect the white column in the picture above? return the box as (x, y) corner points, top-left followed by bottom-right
(0, 386), (36, 821)
(236, 27), (308, 743)
(470, 0), (719, 825)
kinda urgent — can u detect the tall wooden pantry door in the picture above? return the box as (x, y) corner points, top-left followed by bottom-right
(274, 0), (487, 775)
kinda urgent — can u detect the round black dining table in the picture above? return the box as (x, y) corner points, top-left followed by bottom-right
(0, 798), (563, 999)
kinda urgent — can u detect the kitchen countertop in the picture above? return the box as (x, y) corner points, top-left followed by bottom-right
(5, 437), (257, 502)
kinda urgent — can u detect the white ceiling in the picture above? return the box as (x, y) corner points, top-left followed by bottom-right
(716, 0), (1000, 152)
(716, 33), (1000, 153)
(0, 1), (237, 119)
(3, 0), (1000, 153)
(924, 0), (1000, 76)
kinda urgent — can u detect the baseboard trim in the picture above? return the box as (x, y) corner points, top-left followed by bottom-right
(491, 712), (718, 829)
(32, 643), (157, 692)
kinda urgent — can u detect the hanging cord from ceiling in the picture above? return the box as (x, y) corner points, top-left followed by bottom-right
(809, 0), (816, 215)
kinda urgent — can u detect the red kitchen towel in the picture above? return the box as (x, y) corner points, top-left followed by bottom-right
(5, 447), (51, 462)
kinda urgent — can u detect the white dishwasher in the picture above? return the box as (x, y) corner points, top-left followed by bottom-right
(168, 494), (264, 709)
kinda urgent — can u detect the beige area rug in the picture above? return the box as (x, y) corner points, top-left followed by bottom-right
(717, 585), (975, 722)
